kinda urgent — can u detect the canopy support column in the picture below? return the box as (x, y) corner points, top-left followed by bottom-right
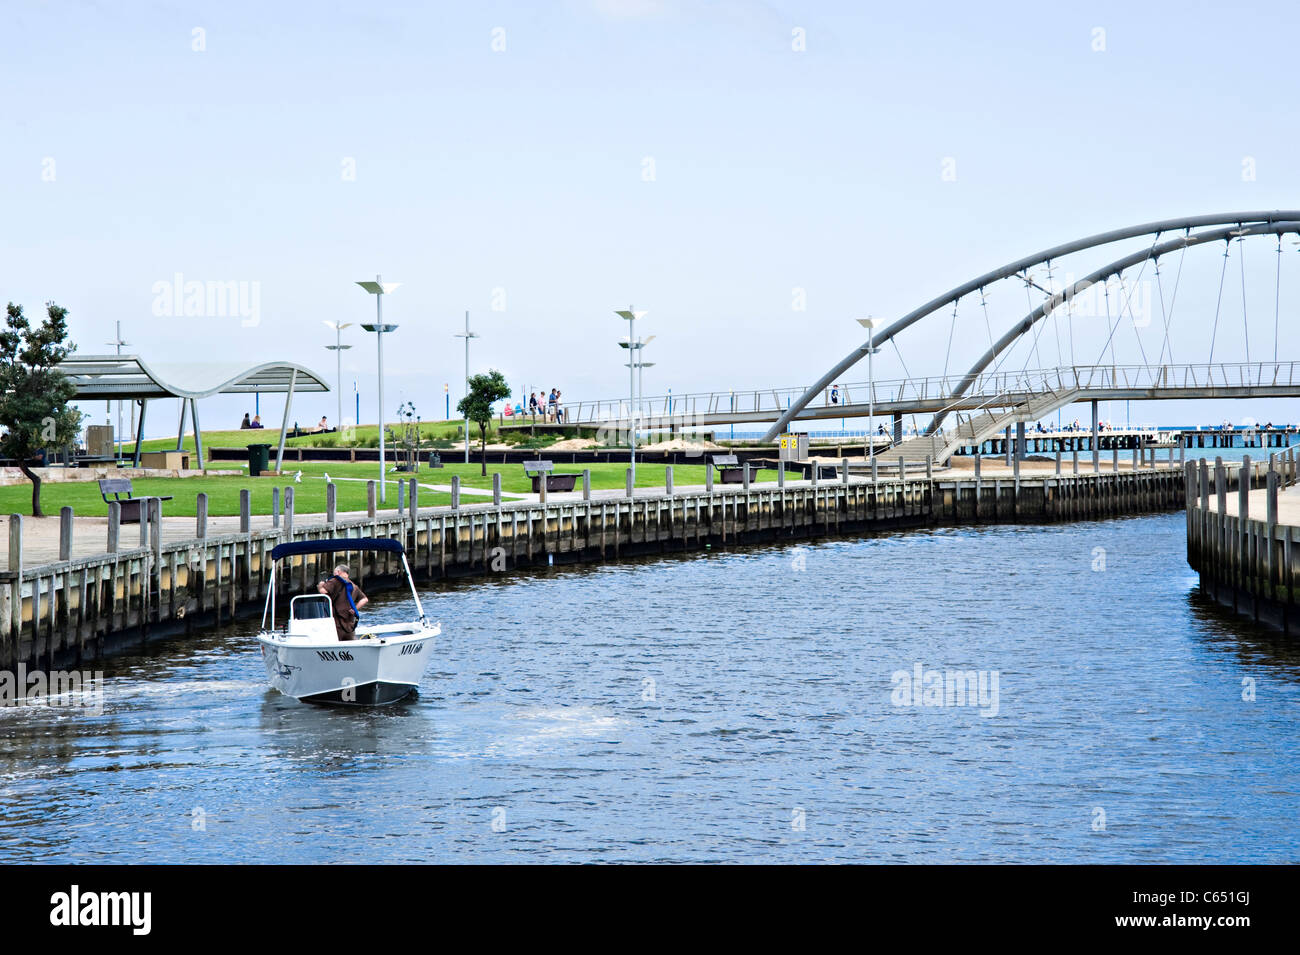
(275, 369), (298, 474)
(175, 400), (189, 451)
(132, 399), (148, 467)
(191, 399), (204, 470)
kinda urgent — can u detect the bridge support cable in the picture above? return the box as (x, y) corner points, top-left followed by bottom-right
(1154, 238), (1188, 367)
(761, 211), (1300, 443)
(1238, 234), (1251, 364)
(1208, 239), (1232, 364)
(1275, 235), (1283, 363)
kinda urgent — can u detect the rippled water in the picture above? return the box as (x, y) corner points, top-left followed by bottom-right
(1, 513), (1297, 863)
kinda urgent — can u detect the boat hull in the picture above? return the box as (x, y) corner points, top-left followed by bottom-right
(257, 625), (439, 705)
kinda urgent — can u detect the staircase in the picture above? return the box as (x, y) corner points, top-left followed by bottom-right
(882, 389), (1081, 464)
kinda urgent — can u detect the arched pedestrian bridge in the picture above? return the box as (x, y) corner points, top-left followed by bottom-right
(565, 212), (1300, 464)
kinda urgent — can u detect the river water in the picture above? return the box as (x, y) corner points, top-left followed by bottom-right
(1, 513), (1297, 863)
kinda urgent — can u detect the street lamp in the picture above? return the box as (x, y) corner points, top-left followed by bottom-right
(857, 317), (880, 464)
(322, 321), (353, 431)
(357, 275), (400, 504)
(454, 310), (479, 464)
(615, 308), (648, 483)
(620, 333), (656, 428)
(106, 321), (130, 461)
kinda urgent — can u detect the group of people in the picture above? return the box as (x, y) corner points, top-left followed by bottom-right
(239, 413), (265, 429)
(523, 388), (566, 423)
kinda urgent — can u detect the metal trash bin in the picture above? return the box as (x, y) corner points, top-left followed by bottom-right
(248, 443), (271, 477)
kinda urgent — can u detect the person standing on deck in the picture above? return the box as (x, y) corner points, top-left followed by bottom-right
(318, 564), (370, 641)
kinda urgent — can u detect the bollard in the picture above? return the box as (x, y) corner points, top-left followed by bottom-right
(494, 472), (503, 507)
(239, 489), (251, 534)
(326, 483), (337, 525)
(626, 468), (634, 499)
(1239, 455), (1250, 520)
(285, 486), (295, 538)
(408, 478), (418, 524)
(1072, 447), (1079, 475)
(1055, 450), (1061, 475)
(149, 497), (162, 561)
(139, 498), (150, 549)
(705, 465), (714, 493)
(777, 465), (785, 489)
(272, 486), (281, 528)
(844, 457), (851, 485)
(1132, 446), (1140, 471)
(1268, 468), (1279, 526)
(810, 462), (818, 486)
(871, 456), (878, 485)
(451, 475), (461, 510)
(1214, 457), (1226, 514)
(366, 481), (377, 519)
(742, 461), (751, 491)
(666, 465), (674, 497)
(1199, 458), (1210, 510)
(398, 479), (406, 514)
(925, 455), (933, 481)
(582, 469), (591, 501)
(59, 506), (73, 562)
(1112, 446), (1119, 473)
(107, 502), (121, 553)
(196, 493), (208, 538)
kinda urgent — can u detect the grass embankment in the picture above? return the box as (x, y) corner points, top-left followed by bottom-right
(0, 460), (785, 517)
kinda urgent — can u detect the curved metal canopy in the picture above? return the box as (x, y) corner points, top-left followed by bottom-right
(60, 355), (330, 401)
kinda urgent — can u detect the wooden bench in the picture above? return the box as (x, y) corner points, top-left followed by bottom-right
(710, 454), (754, 484)
(522, 460), (579, 493)
(98, 478), (173, 524)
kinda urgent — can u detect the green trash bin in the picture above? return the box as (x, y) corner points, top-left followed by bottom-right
(248, 443), (271, 477)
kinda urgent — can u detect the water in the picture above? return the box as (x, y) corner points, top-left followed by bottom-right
(1, 514), (1298, 863)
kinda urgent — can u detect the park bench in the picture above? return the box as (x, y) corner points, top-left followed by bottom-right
(98, 478), (172, 524)
(522, 460), (579, 493)
(710, 454), (754, 484)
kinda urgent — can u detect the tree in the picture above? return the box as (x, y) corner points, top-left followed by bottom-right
(456, 370), (512, 476)
(0, 302), (83, 516)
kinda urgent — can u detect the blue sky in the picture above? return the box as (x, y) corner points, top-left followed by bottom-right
(4, 0), (1298, 436)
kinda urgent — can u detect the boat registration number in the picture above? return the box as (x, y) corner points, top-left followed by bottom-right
(399, 642), (425, 656)
(316, 649), (355, 661)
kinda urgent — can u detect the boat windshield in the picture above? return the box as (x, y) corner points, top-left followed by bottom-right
(291, 595), (332, 620)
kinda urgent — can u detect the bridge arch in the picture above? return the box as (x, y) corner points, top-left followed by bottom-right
(760, 211), (1300, 441)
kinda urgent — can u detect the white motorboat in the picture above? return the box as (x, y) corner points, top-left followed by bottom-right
(256, 538), (439, 705)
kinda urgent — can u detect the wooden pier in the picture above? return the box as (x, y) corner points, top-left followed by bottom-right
(2, 461), (1193, 673)
(1185, 450), (1300, 633)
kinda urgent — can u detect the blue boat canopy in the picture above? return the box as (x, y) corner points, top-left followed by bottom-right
(270, 538), (405, 562)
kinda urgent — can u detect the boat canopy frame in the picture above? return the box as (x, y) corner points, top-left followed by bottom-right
(261, 537), (426, 631)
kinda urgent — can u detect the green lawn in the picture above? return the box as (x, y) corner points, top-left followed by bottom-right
(0, 460), (785, 517)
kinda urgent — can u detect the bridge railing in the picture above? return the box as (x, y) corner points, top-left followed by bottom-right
(561, 361), (1300, 425)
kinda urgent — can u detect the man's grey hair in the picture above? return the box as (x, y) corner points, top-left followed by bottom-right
(334, 564), (350, 576)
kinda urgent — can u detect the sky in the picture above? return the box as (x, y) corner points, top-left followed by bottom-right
(3, 0), (1299, 439)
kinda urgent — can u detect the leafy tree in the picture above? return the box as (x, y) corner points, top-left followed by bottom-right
(0, 302), (83, 516)
(456, 370), (511, 476)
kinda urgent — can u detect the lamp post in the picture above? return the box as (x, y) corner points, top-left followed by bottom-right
(322, 321), (353, 430)
(615, 308), (647, 482)
(454, 311), (479, 464)
(444, 383), (449, 421)
(106, 321), (130, 461)
(857, 317), (879, 464)
(357, 275), (400, 504)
